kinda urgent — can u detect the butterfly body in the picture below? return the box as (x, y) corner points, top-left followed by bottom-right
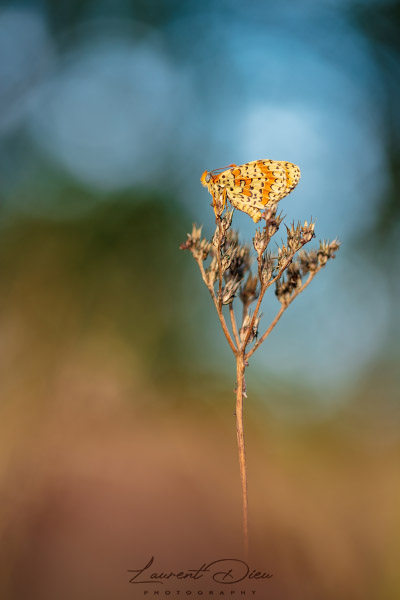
(201, 159), (300, 223)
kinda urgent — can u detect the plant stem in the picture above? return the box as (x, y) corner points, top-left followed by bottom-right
(235, 352), (248, 557)
(216, 220), (224, 311)
(229, 303), (240, 347)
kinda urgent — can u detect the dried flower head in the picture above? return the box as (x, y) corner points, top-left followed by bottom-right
(205, 255), (219, 287)
(260, 253), (274, 285)
(221, 275), (242, 305)
(299, 249), (318, 274)
(240, 312), (262, 344)
(318, 239), (341, 266)
(253, 229), (267, 255)
(180, 224), (213, 261)
(240, 274), (258, 306)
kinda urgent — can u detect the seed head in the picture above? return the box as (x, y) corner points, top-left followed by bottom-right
(199, 238), (212, 260)
(287, 261), (302, 289)
(253, 228), (268, 255)
(190, 224), (203, 243)
(277, 243), (291, 270)
(221, 275), (242, 305)
(261, 253), (274, 285)
(179, 224), (202, 250)
(180, 224), (212, 260)
(275, 278), (292, 306)
(213, 191), (225, 219)
(301, 219), (316, 244)
(240, 312), (261, 344)
(205, 255), (219, 286)
(299, 249), (319, 274)
(318, 239), (341, 265)
(240, 273), (258, 305)
(221, 209), (234, 233)
(228, 242), (251, 280)
(221, 243), (239, 272)
(286, 221), (302, 252)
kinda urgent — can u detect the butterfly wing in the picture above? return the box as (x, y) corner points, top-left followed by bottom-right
(215, 160), (300, 222)
(203, 159), (300, 222)
(224, 189), (265, 222)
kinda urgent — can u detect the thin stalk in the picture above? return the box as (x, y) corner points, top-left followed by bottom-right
(235, 352), (248, 557)
(229, 303), (240, 348)
(216, 220), (224, 311)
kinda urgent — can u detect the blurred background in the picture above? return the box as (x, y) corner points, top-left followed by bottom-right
(0, 0), (399, 598)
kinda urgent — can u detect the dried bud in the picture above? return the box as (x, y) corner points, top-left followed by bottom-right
(328, 239), (341, 255)
(261, 253), (274, 285)
(277, 243), (291, 270)
(221, 275), (242, 305)
(275, 278), (292, 306)
(317, 250), (328, 267)
(225, 229), (239, 246)
(299, 249), (318, 274)
(317, 239), (341, 265)
(229, 243), (251, 279)
(240, 313), (261, 344)
(251, 314), (262, 342)
(253, 229), (267, 255)
(286, 261), (302, 288)
(221, 244), (239, 272)
(301, 219), (316, 244)
(180, 224), (213, 261)
(240, 274), (258, 305)
(213, 191), (225, 219)
(275, 261), (302, 305)
(205, 256), (218, 286)
(221, 209), (234, 232)
(285, 221), (303, 252)
(212, 226), (225, 249)
(179, 224), (203, 251)
(191, 224), (203, 243)
(199, 238), (212, 260)
(262, 206), (282, 238)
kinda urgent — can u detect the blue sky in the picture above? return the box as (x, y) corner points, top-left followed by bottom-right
(0, 1), (396, 407)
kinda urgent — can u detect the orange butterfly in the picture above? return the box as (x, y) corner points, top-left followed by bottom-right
(201, 159), (300, 223)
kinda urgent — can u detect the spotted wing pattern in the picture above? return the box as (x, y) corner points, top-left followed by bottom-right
(201, 159), (301, 223)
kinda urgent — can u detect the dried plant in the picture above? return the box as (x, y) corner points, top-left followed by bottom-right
(180, 176), (340, 555)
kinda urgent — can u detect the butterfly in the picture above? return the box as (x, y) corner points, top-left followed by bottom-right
(201, 159), (301, 223)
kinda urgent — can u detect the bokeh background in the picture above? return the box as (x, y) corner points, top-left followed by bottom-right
(0, 1), (399, 599)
